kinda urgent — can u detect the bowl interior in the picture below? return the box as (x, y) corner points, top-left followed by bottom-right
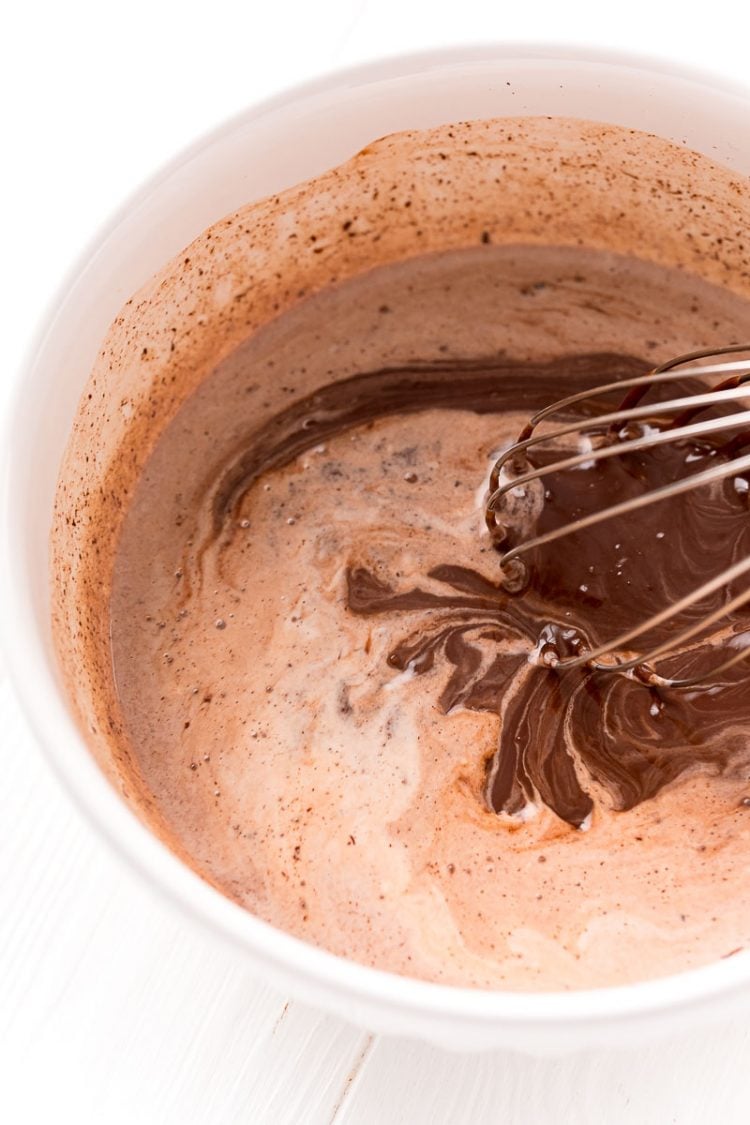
(5, 45), (750, 1051)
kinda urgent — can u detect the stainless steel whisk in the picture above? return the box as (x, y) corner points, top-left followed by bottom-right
(485, 344), (750, 688)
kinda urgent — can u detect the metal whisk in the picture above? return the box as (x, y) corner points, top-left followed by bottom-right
(485, 344), (750, 688)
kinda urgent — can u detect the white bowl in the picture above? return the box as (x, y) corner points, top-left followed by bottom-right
(4, 43), (750, 1054)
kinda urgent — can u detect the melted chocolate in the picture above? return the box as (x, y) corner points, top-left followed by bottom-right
(209, 353), (645, 529)
(205, 352), (750, 829)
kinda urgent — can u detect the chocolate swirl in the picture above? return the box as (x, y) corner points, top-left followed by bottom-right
(199, 352), (750, 828)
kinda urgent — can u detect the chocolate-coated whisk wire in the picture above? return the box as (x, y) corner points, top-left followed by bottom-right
(485, 344), (750, 688)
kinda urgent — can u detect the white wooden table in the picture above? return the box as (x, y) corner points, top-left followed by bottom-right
(4, 3), (750, 1120)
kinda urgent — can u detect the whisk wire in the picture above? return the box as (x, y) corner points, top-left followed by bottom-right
(516, 354), (750, 431)
(489, 383), (750, 494)
(495, 449), (750, 565)
(489, 411), (750, 511)
(485, 344), (750, 687)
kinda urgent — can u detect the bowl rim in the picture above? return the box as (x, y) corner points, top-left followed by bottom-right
(4, 39), (750, 1031)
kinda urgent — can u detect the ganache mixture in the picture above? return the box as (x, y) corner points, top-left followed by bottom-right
(108, 245), (750, 988)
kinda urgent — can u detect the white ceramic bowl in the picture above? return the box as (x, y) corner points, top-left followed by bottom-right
(4, 44), (750, 1054)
